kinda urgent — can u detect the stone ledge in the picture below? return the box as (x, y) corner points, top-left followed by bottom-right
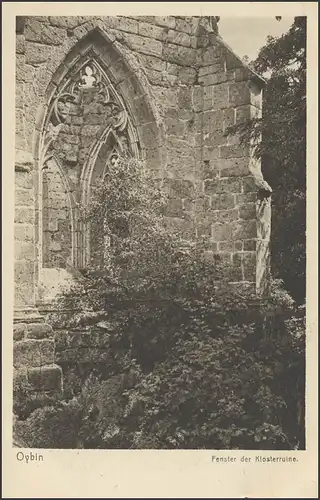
(14, 307), (44, 324)
(13, 320), (54, 341)
(15, 150), (34, 172)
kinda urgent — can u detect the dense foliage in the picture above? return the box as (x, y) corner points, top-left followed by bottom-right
(235, 17), (306, 303)
(14, 155), (305, 450)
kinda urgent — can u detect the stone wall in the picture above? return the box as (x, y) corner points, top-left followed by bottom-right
(14, 16), (271, 398)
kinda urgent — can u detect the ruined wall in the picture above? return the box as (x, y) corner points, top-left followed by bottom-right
(14, 16), (271, 396)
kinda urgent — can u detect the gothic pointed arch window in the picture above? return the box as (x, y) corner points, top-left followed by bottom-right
(37, 37), (146, 290)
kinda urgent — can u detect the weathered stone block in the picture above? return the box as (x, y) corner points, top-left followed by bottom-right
(235, 104), (260, 124)
(25, 322), (53, 339)
(165, 118), (187, 138)
(224, 108), (236, 129)
(138, 21), (164, 40)
(233, 220), (257, 240)
(144, 147), (163, 174)
(138, 54), (166, 72)
(236, 192), (256, 204)
(215, 251), (233, 265)
(122, 32), (163, 57)
(178, 87), (193, 111)
(15, 261), (35, 283)
(219, 157), (250, 177)
(175, 17), (198, 34)
(151, 73), (170, 89)
(178, 67), (197, 84)
(243, 239), (257, 251)
(14, 224), (34, 242)
(200, 146), (220, 163)
(228, 260), (243, 281)
(48, 16), (85, 29)
(249, 81), (262, 109)
(200, 159), (219, 180)
(242, 251), (257, 281)
(220, 144), (250, 159)
(239, 203), (256, 220)
(198, 73), (219, 87)
(27, 364), (62, 391)
(203, 85), (214, 106)
(113, 16), (139, 34)
(201, 109), (224, 132)
(242, 176), (257, 193)
(192, 86), (203, 112)
(15, 170), (34, 189)
(204, 178), (241, 196)
(15, 284), (35, 308)
(165, 198), (184, 217)
(226, 132), (241, 146)
(218, 241), (234, 252)
(234, 240), (244, 251)
(15, 107), (26, 137)
(14, 324), (26, 341)
(16, 36), (26, 55)
(164, 178), (195, 199)
(166, 154), (196, 180)
(213, 83), (229, 110)
(212, 222), (233, 242)
(132, 95), (162, 124)
(15, 188), (34, 207)
(229, 82), (250, 107)
(72, 21), (96, 41)
(201, 46), (224, 65)
(204, 129), (227, 148)
(211, 209), (238, 223)
(218, 194), (236, 210)
(138, 122), (161, 146)
(15, 54), (25, 82)
(14, 208), (35, 226)
(166, 136), (194, 157)
(234, 67), (251, 82)
(162, 44), (196, 66)
(194, 195), (211, 213)
(25, 20), (67, 45)
(13, 339), (55, 369)
(166, 29), (191, 47)
(14, 240), (34, 261)
(166, 62), (179, 76)
(25, 43), (53, 65)
(153, 16), (176, 30)
(16, 82), (25, 109)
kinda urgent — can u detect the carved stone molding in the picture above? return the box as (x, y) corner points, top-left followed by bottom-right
(40, 53), (132, 170)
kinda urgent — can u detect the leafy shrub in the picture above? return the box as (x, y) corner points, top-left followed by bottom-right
(14, 311), (305, 450)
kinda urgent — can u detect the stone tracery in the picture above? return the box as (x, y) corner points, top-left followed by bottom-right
(39, 48), (140, 272)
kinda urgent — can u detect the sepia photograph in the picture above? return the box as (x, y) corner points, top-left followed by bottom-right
(12, 13), (307, 452)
